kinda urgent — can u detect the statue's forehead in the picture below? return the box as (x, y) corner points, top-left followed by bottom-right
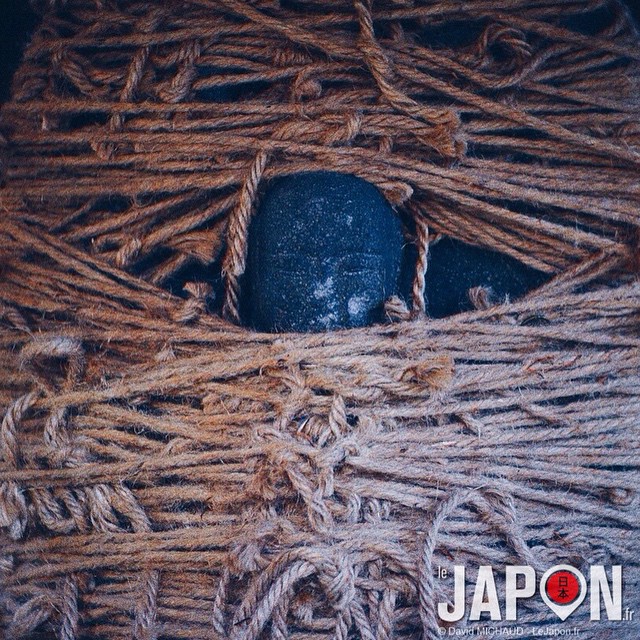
(252, 171), (402, 255)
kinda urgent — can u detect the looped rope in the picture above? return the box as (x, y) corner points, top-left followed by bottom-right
(353, 0), (464, 159)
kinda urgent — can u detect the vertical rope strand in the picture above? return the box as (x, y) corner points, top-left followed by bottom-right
(222, 150), (269, 323)
(412, 216), (430, 317)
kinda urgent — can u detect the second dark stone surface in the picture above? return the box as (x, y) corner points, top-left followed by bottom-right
(399, 236), (548, 318)
(244, 171), (404, 332)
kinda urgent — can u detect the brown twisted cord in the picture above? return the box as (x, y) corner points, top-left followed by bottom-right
(221, 149), (269, 324)
(0, 392), (40, 541)
(59, 575), (79, 640)
(411, 216), (430, 317)
(353, 0), (464, 159)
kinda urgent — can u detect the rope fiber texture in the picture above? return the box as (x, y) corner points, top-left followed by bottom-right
(0, 0), (639, 638)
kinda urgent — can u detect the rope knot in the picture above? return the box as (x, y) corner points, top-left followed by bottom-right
(229, 541), (264, 573)
(172, 282), (212, 324)
(475, 23), (532, 68)
(21, 336), (86, 390)
(273, 47), (313, 67)
(321, 553), (356, 611)
(401, 354), (454, 391)
(292, 71), (323, 100)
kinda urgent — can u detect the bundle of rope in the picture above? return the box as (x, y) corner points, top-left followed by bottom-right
(0, 1), (639, 638)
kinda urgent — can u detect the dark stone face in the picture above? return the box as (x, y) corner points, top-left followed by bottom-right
(244, 171), (404, 332)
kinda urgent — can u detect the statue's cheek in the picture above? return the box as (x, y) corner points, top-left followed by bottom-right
(247, 258), (388, 332)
